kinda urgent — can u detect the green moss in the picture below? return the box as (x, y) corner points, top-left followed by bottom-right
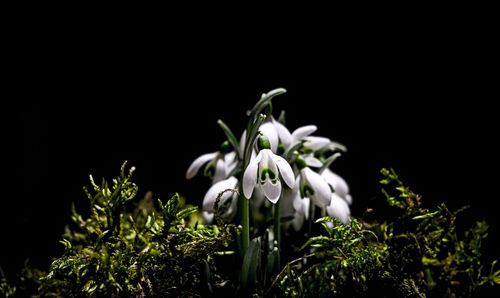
(2, 166), (498, 297)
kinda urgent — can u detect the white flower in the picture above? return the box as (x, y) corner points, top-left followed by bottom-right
(279, 186), (309, 232)
(302, 154), (323, 168)
(201, 176), (239, 223)
(242, 149), (295, 204)
(186, 151), (237, 183)
(326, 193), (351, 224)
(258, 121), (280, 153)
(303, 136), (331, 152)
(297, 167), (332, 207)
(276, 123), (318, 150)
(292, 194), (310, 232)
(258, 117), (317, 152)
(321, 168), (352, 205)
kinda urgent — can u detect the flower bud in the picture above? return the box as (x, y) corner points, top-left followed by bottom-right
(220, 140), (231, 153)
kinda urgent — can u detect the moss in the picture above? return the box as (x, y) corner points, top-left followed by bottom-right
(2, 166), (498, 297)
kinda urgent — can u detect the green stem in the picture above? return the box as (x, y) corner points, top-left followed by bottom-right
(274, 199), (281, 250)
(307, 204), (315, 238)
(274, 198), (281, 269)
(239, 114), (266, 257)
(242, 196), (250, 254)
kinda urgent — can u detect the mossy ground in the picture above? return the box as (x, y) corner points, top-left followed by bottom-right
(1, 165), (498, 297)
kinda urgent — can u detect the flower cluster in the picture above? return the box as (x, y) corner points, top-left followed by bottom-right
(186, 88), (352, 230)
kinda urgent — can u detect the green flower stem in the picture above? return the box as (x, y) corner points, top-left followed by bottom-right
(307, 204), (315, 238)
(242, 196), (250, 254)
(239, 113), (267, 257)
(274, 198), (281, 269)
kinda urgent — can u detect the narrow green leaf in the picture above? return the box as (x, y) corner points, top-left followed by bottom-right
(412, 211), (440, 220)
(283, 141), (304, 160)
(217, 119), (240, 155)
(301, 236), (335, 250)
(317, 141), (348, 154)
(277, 110), (286, 124)
(241, 237), (261, 288)
(265, 247), (280, 285)
(176, 206), (198, 220)
(318, 152), (341, 174)
(249, 88), (287, 121)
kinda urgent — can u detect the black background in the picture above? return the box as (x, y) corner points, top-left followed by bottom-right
(4, 20), (499, 286)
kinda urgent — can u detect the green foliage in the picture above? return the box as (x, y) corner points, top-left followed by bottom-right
(6, 162), (234, 297)
(4, 166), (498, 297)
(268, 168), (498, 297)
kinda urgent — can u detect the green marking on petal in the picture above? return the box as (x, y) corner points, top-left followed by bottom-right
(300, 147), (314, 155)
(301, 184), (315, 198)
(277, 144), (285, 155)
(204, 163), (216, 177)
(295, 156), (307, 170)
(260, 168), (276, 182)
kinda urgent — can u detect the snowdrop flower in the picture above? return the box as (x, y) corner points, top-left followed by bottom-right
(186, 149), (237, 184)
(258, 117), (317, 152)
(201, 176), (239, 223)
(303, 136), (331, 152)
(242, 149), (295, 204)
(274, 123), (318, 150)
(258, 121), (280, 153)
(322, 168), (352, 205)
(278, 186), (309, 232)
(301, 153), (323, 168)
(292, 193), (310, 232)
(297, 167), (332, 207)
(326, 193), (351, 224)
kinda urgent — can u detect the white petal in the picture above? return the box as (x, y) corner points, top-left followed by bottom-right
(212, 158), (226, 183)
(186, 152), (218, 179)
(327, 193), (351, 224)
(292, 176), (302, 211)
(292, 125), (317, 140)
(322, 169), (350, 199)
(242, 151), (262, 199)
(280, 188), (296, 218)
(304, 167), (332, 207)
(259, 121), (279, 153)
(238, 130), (247, 159)
(221, 193), (238, 221)
(224, 151), (237, 164)
(344, 194), (353, 205)
(270, 152), (295, 188)
(250, 186), (266, 209)
(304, 155), (323, 168)
(272, 119), (292, 149)
(292, 212), (305, 232)
(302, 198), (311, 220)
(259, 150), (279, 182)
(260, 178), (282, 204)
(304, 136), (331, 151)
(203, 211), (214, 224)
(202, 176), (238, 212)
(224, 151), (238, 176)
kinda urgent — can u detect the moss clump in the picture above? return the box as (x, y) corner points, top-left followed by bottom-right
(2, 166), (498, 297)
(3, 162), (234, 297)
(271, 168), (499, 297)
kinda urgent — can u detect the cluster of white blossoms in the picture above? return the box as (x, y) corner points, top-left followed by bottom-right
(186, 90), (352, 230)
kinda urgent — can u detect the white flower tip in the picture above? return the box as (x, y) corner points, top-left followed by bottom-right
(186, 152), (217, 180)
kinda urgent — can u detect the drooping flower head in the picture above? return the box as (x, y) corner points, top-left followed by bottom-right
(242, 148), (295, 204)
(186, 141), (237, 184)
(201, 176), (239, 223)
